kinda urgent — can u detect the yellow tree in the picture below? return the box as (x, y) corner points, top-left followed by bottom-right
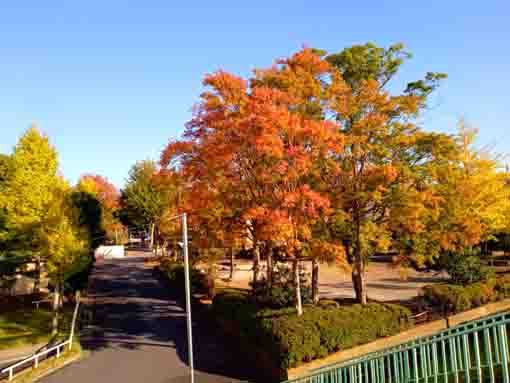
(0, 125), (60, 293)
(428, 120), (509, 256)
(41, 185), (89, 334)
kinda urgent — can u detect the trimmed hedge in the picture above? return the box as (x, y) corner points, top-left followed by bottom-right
(160, 260), (208, 296)
(212, 291), (413, 370)
(423, 276), (510, 313)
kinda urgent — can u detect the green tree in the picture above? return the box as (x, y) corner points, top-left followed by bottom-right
(70, 190), (105, 249)
(322, 43), (448, 304)
(121, 160), (182, 250)
(77, 174), (125, 244)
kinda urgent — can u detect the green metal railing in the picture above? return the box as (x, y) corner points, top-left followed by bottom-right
(284, 311), (510, 383)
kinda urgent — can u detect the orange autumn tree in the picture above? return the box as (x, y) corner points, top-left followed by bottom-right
(161, 63), (346, 315)
(252, 44), (449, 304)
(323, 45), (449, 304)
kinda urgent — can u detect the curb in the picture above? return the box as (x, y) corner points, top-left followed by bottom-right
(32, 353), (83, 382)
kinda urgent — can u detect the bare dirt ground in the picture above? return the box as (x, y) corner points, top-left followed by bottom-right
(216, 260), (447, 302)
(125, 248), (446, 302)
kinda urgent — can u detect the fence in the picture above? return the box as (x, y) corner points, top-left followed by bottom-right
(284, 310), (510, 383)
(1, 296), (81, 382)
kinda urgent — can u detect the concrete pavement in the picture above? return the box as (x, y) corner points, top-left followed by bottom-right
(39, 257), (253, 383)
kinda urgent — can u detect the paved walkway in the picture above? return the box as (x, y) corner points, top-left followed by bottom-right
(39, 256), (253, 383)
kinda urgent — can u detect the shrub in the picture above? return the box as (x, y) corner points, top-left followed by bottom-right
(64, 254), (95, 293)
(423, 279), (499, 313)
(160, 260), (208, 296)
(212, 291), (412, 370)
(494, 275), (510, 298)
(317, 299), (340, 309)
(251, 262), (312, 308)
(446, 252), (493, 285)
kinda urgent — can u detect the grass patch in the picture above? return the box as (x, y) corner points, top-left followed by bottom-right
(3, 341), (83, 383)
(0, 309), (72, 351)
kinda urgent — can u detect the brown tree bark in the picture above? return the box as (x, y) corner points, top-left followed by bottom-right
(312, 258), (320, 304)
(352, 219), (367, 304)
(266, 242), (274, 290)
(52, 281), (61, 335)
(149, 222), (155, 251)
(207, 270), (216, 299)
(293, 259), (303, 316)
(33, 256), (41, 295)
(253, 245), (261, 285)
(229, 247), (235, 281)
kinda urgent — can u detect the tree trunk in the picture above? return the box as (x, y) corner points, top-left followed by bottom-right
(312, 258), (320, 304)
(293, 259), (303, 316)
(352, 223), (367, 304)
(207, 269), (216, 300)
(253, 245), (261, 285)
(351, 262), (367, 304)
(352, 214), (367, 304)
(149, 222), (155, 251)
(33, 256), (41, 295)
(52, 282), (61, 335)
(229, 247), (235, 280)
(266, 243), (274, 291)
(343, 240), (352, 264)
(172, 239), (178, 261)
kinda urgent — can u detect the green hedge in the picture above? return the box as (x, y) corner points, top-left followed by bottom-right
(423, 276), (510, 313)
(212, 291), (413, 370)
(160, 261), (208, 296)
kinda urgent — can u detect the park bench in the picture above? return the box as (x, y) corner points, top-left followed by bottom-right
(411, 310), (431, 324)
(32, 294), (53, 310)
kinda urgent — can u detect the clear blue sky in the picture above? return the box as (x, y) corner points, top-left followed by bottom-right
(1, 1), (509, 187)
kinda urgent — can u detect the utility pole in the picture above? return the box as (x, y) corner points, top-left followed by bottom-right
(182, 213), (194, 383)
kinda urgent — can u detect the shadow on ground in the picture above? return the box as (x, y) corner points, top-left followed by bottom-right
(78, 258), (255, 383)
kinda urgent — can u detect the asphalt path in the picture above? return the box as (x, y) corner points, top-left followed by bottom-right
(39, 257), (253, 383)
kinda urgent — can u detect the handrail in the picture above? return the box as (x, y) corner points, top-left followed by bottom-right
(285, 310), (510, 383)
(313, 310), (510, 372)
(1, 339), (70, 381)
(1, 295), (81, 382)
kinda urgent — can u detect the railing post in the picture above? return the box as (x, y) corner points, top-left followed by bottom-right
(450, 336), (460, 383)
(498, 324), (509, 383)
(35, 356), (38, 368)
(462, 334), (471, 382)
(57, 344), (60, 358)
(9, 368), (13, 381)
(473, 331), (482, 382)
(484, 328), (495, 383)
(493, 326), (501, 364)
(431, 341), (439, 380)
(441, 339), (447, 383)
(412, 347), (419, 382)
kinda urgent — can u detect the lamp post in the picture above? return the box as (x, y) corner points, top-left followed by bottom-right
(182, 213), (194, 383)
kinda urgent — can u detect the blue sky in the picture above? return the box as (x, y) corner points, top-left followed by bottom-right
(1, 1), (509, 187)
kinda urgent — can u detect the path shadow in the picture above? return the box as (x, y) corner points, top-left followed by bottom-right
(81, 258), (256, 382)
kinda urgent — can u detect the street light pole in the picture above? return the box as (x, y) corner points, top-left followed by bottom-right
(182, 213), (195, 383)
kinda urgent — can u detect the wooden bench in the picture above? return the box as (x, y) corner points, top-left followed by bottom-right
(32, 296), (52, 310)
(411, 310), (431, 324)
